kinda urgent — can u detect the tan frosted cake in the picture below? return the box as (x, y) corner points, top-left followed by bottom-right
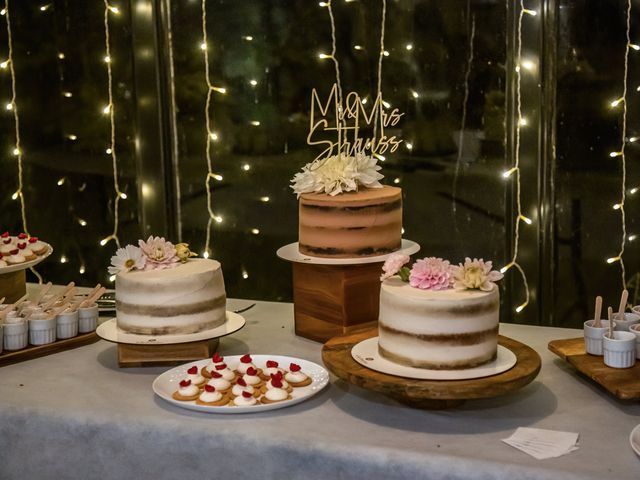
(378, 277), (500, 369)
(298, 185), (402, 258)
(115, 258), (226, 335)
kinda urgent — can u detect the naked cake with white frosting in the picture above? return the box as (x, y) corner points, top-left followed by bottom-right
(378, 256), (503, 369)
(109, 237), (226, 335)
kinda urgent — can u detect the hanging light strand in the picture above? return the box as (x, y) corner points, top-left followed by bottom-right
(4, 0), (27, 234)
(325, 1), (343, 152)
(501, 0), (530, 314)
(100, 0), (121, 248)
(373, 0), (387, 140)
(201, 0), (217, 259)
(452, 4), (476, 223)
(609, 0), (631, 288)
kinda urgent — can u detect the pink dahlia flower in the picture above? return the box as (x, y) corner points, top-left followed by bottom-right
(138, 236), (180, 270)
(409, 257), (453, 290)
(380, 253), (411, 281)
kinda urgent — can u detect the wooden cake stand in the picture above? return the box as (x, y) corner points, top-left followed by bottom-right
(322, 327), (541, 409)
(277, 240), (420, 343)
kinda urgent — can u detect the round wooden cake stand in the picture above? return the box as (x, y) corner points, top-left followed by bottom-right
(322, 327), (541, 409)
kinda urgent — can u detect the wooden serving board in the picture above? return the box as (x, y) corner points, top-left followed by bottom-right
(548, 337), (640, 401)
(0, 331), (99, 367)
(322, 328), (541, 409)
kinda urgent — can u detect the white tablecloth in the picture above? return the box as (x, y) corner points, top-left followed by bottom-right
(0, 298), (638, 479)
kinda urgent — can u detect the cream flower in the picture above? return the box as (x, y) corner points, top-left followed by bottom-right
(290, 152), (383, 197)
(138, 236), (180, 270)
(452, 257), (503, 291)
(108, 245), (146, 275)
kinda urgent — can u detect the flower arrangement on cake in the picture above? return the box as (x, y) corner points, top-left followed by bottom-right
(108, 236), (197, 275)
(109, 236), (226, 336)
(377, 254), (504, 370)
(380, 254), (503, 292)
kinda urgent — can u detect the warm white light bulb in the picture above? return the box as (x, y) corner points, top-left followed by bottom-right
(515, 303), (527, 313)
(393, 177), (400, 184)
(260, 196), (270, 202)
(102, 105), (111, 114)
(250, 120), (260, 126)
(63, 91), (73, 98)
(519, 117), (528, 126)
(249, 79), (258, 86)
(106, 148), (112, 154)
(630, 187), (638, 194)
(242, 164), (251, 171)
(383, 50), (389, 57)
(520, 215), (533, 225)
(242, 36), (253, 41)
(108, 5), (120, 14)
(12, 147), (20, 156)
(109, 275), (116, 282)
(5, 102), (12, 111)
(242, 271), (249, 279)
(318, 53), (331, 59)
(200, 42), (207, 51)
(67, 134), (77, 140)
(630, 44), (640, 51)
(405, 44), (413, 51)
(57, 177), (65, 186)
(202, 251), (210, 259)
(11, 190), (19, 200)
(212, 174), (223, 181)
(103, 55), (111, 63)
(354, 45), (363, 51)
(523, 8), (537, 16)
(119, 192), (127, 199)
(78, 219), (87, 226)
(411, 90), (419, 99)
(502, 167), (517, 178)
(406, 143), (413, 151)
(60, 255), (67, 264)
(613, 203), (622, 210)
(209, 132), (219, 141)
(0, 60), (9, 69)
(57, 52), (65, 59)
(610, 151), (622, 158)
(382, 100), (391, 108)
(212, 86), (227, 94)
(79, 265), (86, 274)
(251, 228), (260, 235)
(521, 60), (535, 71)
(607, 256), (620, 264)
(100, 237), (110, 246)
(214, 215), (223, 223)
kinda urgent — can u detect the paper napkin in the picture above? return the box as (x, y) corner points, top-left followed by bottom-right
(502, 427), (579, 460)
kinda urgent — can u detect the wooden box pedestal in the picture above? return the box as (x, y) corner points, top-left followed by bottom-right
(292, 262), (382, 343)
(0, 270), (26, 303)
(117, 338), (219, 368)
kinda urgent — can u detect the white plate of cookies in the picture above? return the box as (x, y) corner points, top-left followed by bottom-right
(152, 354), (329, 413)
(0, 232), (52, 274)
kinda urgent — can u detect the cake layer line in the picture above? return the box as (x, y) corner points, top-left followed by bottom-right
(378, 322), (499, 345)
(116, 295), (225, 317)
(118, 318), (224, 335)
(300, 198), (401, 213)
(378, 344), (497, 370)
(299, 243), (401, 257)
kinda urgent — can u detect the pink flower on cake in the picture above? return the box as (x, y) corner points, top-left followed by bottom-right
(409, 257), (453, 290)
(452, 258), (503, 291)
(380, 253), (410, 281)
(108, 245), (146, 275)
(138, 236), (180, 270)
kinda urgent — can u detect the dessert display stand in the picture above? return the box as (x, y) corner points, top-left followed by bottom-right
(548, 337), (640, 401)
(0, 243), (52, 303)
(97, 312), (246, 367)
(322, 327), (541, 409)
(277, 239), (420, 343)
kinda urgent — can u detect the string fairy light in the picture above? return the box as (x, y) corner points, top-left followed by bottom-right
(200, 0), (220, 259)
(605, 0), (632, 289)
(372, 0), (387, 140)
(3, 0), (27, 234)
(99, 0), (123, 249)
(452, 1), (476, 225)
(501, 0), (532, 314)
(323, 0), (344, 151)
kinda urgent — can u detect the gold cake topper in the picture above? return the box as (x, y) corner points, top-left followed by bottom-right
(307, 83), (404, 162)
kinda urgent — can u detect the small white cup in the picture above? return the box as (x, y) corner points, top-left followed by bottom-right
(603, 331), (636, 368)
(4, 320), (28, 350)
(56, 310), (79, 339)
(78, 304), (98, 333)
(29, 316), (57, 345)
(629, 324), (640, 360)
(584, 319), (611, 355)
(612, 312), (640, 331)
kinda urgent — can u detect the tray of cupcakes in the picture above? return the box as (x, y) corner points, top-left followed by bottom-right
(0, 282), (105, 365)
(153, 353), (330, 413)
